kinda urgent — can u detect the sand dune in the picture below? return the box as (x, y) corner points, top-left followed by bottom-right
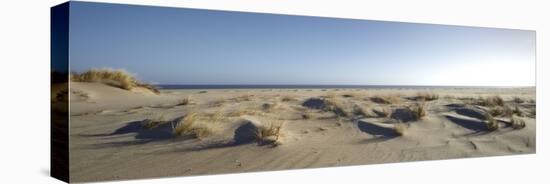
(69, 82), (535, 182)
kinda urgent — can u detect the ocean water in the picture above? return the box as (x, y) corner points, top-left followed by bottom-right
(157, 84), (516, 90)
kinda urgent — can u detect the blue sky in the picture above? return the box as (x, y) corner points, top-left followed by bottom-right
(69, 2), (536, 86)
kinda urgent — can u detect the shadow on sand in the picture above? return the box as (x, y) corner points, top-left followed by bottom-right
(390, 108), (414, 122)
(445, 115), (489, 132)
(446, 104), (486, 120)
(357, 120), (399, 143)
(80, 117), (198, 148)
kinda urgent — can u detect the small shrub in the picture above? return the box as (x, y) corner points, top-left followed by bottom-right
(301, 113), (310, 119)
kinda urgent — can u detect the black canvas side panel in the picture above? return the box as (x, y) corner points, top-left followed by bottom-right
(51, 2), (70, 183)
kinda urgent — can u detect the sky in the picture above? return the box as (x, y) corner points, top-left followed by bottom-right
(69, 2), (536, 86)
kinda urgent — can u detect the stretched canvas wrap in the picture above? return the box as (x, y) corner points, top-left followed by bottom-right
(51, 1), (536, 183)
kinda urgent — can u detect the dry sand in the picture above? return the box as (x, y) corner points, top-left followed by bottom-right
(68, 82), (536, 182)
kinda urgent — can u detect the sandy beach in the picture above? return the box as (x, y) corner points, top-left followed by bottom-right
(68, 82), (535, 182)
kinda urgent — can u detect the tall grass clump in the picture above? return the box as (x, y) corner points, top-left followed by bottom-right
(408, 103), (427, 120)
(352, 104), (368, 117)
(370, 94), (400, 104)
(324, 99), (348, 117)
(143, 114), (167, 129)
(255, 120), (284, 145)
(476, 96), (504, 107)
(510, 116), (526, 129)
(414, 92), (439, 101)
(177, 96), (191, 106)
(373, 107), (392, 118)
(393, 122), (407, 136)
(173, 113), (213, 139)
(513, 97), (525, 104)
(484, 112), (498, 131)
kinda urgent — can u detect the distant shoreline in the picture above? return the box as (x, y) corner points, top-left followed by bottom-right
(157, 84), (535, 90)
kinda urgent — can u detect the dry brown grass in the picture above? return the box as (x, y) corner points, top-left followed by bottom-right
(510, 116), (526, 129)
(226, 106), (261, 117)
(173, 113), (214, 139)
(301, 113), (311, 120)
(70, 68), (159, 94)
(352, 104), (368, 117)
(488, 106), (505, 117)
(373, 107), (392, 118)
(513, 106), (524, 117)
(475, 96), (505, 107)
(484, 112), (498, 131)
(235, 94), (253, 101)
(324, 99), (348, 117)
(280, 96), (296, 102)
(408, 103), (427, 120)
(393, 122), (407, 136)
(370, 94), (400, 104)
(323, 92), (337, 99)
(414, 92), (439, 101)
(254, 120), (284, 145)
(177, 96), (191, 106)
(261, 102), (280, 112)
(513, 96), (525, 104)
(489, 105), (517, 118)
(143, 114), (167, 129)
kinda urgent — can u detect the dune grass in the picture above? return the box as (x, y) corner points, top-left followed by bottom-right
(414, 92), (439, 101)
(513, 106), (524, 117)
(484, 112), (499, 131)
(393, 122), (407, 136)
(373, 107), (392, 118)
(254, 120), (284, 145)
(513, 96), (525, 104)
(476, 96), (505, 107)
(70, 68), (159, 94)
(510, 116), (526, 129)
(324, 99), (348, 117)
(407, 103), (427, 120)
(173, 113), (214, 139)
(352, 104), (369, 117)
(143, 114), (167, 129)
(177, 96), (191, 106)
(370, 94), (400, 104)
(280, 96), (296, 102)
(489, 105), (523, 118)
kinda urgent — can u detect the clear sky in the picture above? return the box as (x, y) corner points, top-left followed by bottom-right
(69, 2), (536, 86)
